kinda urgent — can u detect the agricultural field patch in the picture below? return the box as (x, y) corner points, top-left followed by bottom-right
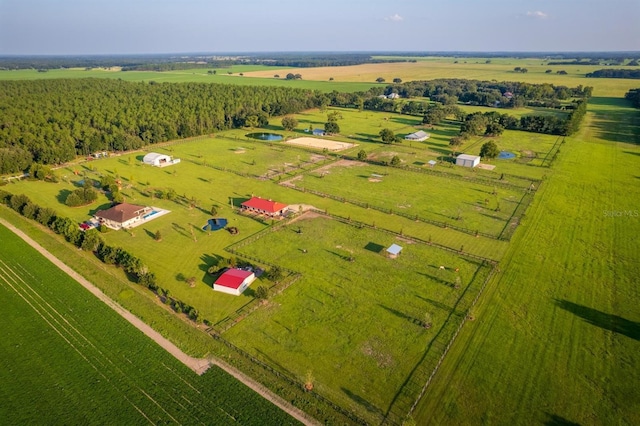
(0, 225), (298, 425)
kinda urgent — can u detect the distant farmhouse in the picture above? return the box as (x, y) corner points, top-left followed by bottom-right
(387, 93), (400, 99)
(456, 154), (481, 168)
(405, 130), (430, 142)
(241, 196), (288, 217)
(94, 203), (152, 230)
(213, 268), (256, 296)
(143, 152), (181, 167)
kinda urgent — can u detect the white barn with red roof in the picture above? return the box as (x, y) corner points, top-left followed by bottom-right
(241, 196), (288, 217)
(213, 269), (256, 296)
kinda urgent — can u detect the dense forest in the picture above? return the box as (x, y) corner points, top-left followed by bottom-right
(0, 79), (322, 173)
(626, 89), (640, 108)
(586, 69), (640, 79)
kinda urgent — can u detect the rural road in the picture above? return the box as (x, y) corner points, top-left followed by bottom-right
(1, 218), (319, 426)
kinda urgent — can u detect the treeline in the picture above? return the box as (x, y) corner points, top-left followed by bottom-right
(426, 100), (587, 137)
(0, 79), (322, 173)
(251, 53), (409, 68)
(586, 69), (640, 79)
(626, 89), (640, 108)
(378, 79), (592, 109)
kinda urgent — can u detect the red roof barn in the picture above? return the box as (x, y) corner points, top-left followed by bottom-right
(213, 269), (256, 296)
(241, 196), (288, 217)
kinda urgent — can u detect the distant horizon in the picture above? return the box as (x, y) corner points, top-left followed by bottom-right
(1, 1), (638, 55)
(1, 50), (639, 59)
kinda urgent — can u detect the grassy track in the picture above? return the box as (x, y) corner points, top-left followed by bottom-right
(0, 224), (300, 425)
(412, 97), (640, 424)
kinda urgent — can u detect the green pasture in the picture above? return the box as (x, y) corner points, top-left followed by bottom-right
(413, 97), (640, 424)
(0, 224), (297, 425)
(224, 215), (491, 424)
(0, 67), (376, 93)
(293, 161), (527, 237)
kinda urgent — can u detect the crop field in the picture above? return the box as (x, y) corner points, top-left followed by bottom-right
(224, 214), (493, 424)
(243, 59), (640, 97)
(0, 67), (377, 93)
(0, 224), (298, 425)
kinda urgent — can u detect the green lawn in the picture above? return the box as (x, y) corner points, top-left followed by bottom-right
(412, 97), (640, 425)
(0, 224), (298, 425)
(224, 215), (491, 424)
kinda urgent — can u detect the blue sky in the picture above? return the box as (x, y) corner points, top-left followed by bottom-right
(1, 0), (638, 55)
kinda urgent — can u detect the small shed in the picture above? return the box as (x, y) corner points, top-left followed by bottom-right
(387, 93), (400, 99)
(312, 129), (325, 136)
(386, 244), (403, 259)
(405, 131), (430, 142)
(428, 160), (437, 167)
(213, 269), (256, 296)
(456, 154), (481, 168)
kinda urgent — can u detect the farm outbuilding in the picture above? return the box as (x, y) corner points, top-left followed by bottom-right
(312, 129), (325, 136)
(143, 152), (181, 167)
(405, 131), (430, 142)
(213, 269), (256, 296)
(241, 196), (288, 217)
(456, 154), (481, 168)
(386, 244), (403, 259)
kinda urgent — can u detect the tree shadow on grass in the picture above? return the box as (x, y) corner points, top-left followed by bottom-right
(341, 387), (384, 416)
(543, 411), (581, 426)
(378, 304), (426, 328)
(554, 299), (640, 341)
(56, 189), (71, 205)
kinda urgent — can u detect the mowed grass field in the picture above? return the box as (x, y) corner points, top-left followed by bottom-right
(0, 225), (298, 425)
(0, 66), (376, 93)
(224, 215), (492, 424)
(292, 161), (526, 237)
(412, 97), (640, 425)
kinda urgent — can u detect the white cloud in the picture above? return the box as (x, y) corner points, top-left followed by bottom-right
(526, 11), (548, 19)
(385, 14), (404, 22)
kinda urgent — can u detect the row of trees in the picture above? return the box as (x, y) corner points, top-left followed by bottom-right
(0, 79), (325, 173)
(586, 69), (640, 79)
(426, 100), (587, 137)
(625, 88), (640, 108)
(0, 189), (214, 323)
(376, 79), (593, 108)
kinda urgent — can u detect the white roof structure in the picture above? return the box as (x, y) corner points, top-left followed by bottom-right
(457, 154), (481, 162)
(428, 160), (437, 166)
(386, 244), (403, 256)
(143, 152), (180, 167)
(405, 130), (430, 141)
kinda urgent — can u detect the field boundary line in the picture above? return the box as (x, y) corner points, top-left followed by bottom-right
(0, 217), (320, 426)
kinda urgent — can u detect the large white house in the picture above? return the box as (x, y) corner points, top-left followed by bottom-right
(456, 154), (481, 168)
(143, 152), (181, 167)
(94, 203), (152, 230)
